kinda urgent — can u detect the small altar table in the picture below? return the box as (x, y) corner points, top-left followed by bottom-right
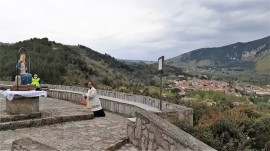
(0, 90), (47, 114)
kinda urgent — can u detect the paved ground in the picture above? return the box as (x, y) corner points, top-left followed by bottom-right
(0, 95), (133, 151)
(1, 95), (91, 117)
(115, 143), (139, 151)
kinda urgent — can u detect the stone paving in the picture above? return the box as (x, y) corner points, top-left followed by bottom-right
(1, 95), (92, 118)
(0, 95), (132, 151)
(115, 143), (139, 151)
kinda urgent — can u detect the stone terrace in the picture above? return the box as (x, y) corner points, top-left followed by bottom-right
(0, 82), (215, 150)
(0, 95), (129, 151)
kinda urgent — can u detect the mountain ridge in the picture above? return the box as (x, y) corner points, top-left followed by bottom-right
(166, 36), (270, 73)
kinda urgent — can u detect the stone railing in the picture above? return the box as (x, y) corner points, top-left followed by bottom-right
(47, 89), (161, 117)
(100, 96), (161, 117)
(0, 81), (214, 150)
(43, 84), (193, 126)
(0, 82), (193, 126)
(46, 89), (85, 104)
(41, 84), (188, 111)
(42, 84), (89, 93)
(128, 110), (216, 151)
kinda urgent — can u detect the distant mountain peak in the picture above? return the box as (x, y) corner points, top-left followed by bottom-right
(166, 36), (270, 74)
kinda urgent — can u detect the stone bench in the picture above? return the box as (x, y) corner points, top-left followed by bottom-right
(12, 137), (58, 151)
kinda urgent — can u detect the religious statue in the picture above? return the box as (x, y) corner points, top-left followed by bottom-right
(17, 54), (32, 85)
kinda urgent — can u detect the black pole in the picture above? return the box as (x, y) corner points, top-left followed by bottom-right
(158, 56), (164, 110)
(159, 72), (163, 110)
(16, 54), (18, 90)
(28, 52), (30, 73)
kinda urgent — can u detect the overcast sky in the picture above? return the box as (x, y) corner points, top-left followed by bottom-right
(0, 0), (269, 61)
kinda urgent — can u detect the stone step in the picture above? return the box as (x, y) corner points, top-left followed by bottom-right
(0, 113), (94, 131)
(0, 112), (42, 123)
(12, 137), (59, 151)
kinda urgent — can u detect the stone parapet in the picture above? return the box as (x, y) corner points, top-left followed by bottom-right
(43, 85), (193, 125)
(97, 90), (193, 127)
(39, 83), (189, 111)
(46, 89), (85, 104)
(100, 96), (161, 117)
(1, 82), (193, 126)
(42, 84), (88, 93)
(157, 108), (193, 127)
(1, 82), (192, 110)
(128, 111), (216, 151)
(47, 89), (193, 126)
(47, 89), (161, 117)
(0, 82), (214, 150)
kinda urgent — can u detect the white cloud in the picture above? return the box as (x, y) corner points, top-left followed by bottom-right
(0, 0), (269, 60)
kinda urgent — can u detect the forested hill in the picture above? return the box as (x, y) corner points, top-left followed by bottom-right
(0, 38), (183, 88)
(166, 36), (270, 73)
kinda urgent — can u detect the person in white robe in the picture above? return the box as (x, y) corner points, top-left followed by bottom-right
(85, 82), (105, 117)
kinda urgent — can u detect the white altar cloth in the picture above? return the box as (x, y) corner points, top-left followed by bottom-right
(0, 89), (47, 101)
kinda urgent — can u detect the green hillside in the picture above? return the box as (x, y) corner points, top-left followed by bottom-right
(0, 38), (184, 88)
(256, 50), (270, 73)
(166, 36), (270, 85)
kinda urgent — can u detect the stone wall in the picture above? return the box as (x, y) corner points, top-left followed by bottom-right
(128, 110), (216, 151)
(0, 82), (214, 150)
(0, 82), (193, 126)
(43, 84), (193, 126)
(47, 89), (193, 126)
(42, 84), (88, 93)
(46, 89), (85, 104)
(42, 84), (189, 111)
(47, 89), (161, 117)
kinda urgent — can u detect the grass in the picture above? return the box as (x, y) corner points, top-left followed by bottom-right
(256, 52), (270, 73)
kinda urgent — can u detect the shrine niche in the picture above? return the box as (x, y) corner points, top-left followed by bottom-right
(0, 47), (47, 115)
(13, 48), (35, 91)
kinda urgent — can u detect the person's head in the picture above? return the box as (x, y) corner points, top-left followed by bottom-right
(34, 74), (38, 78)
(87, 81), (94, 88)
(20, 54), (26, 62)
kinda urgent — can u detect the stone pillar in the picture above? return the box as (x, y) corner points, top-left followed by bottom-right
(6, 96), (39, 114)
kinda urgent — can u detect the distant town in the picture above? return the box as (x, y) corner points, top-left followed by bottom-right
(168, 77), (270, 98)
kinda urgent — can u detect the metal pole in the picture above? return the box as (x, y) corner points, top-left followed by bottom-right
(28, 52), (30, 73)
(16, 54), (18, 90)
(159, 72), (163, 110)
(158, 56), (164, 110)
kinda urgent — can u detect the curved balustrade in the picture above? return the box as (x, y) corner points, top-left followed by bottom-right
(0, 81), (193, 126)
(0, 81), (215, 150)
